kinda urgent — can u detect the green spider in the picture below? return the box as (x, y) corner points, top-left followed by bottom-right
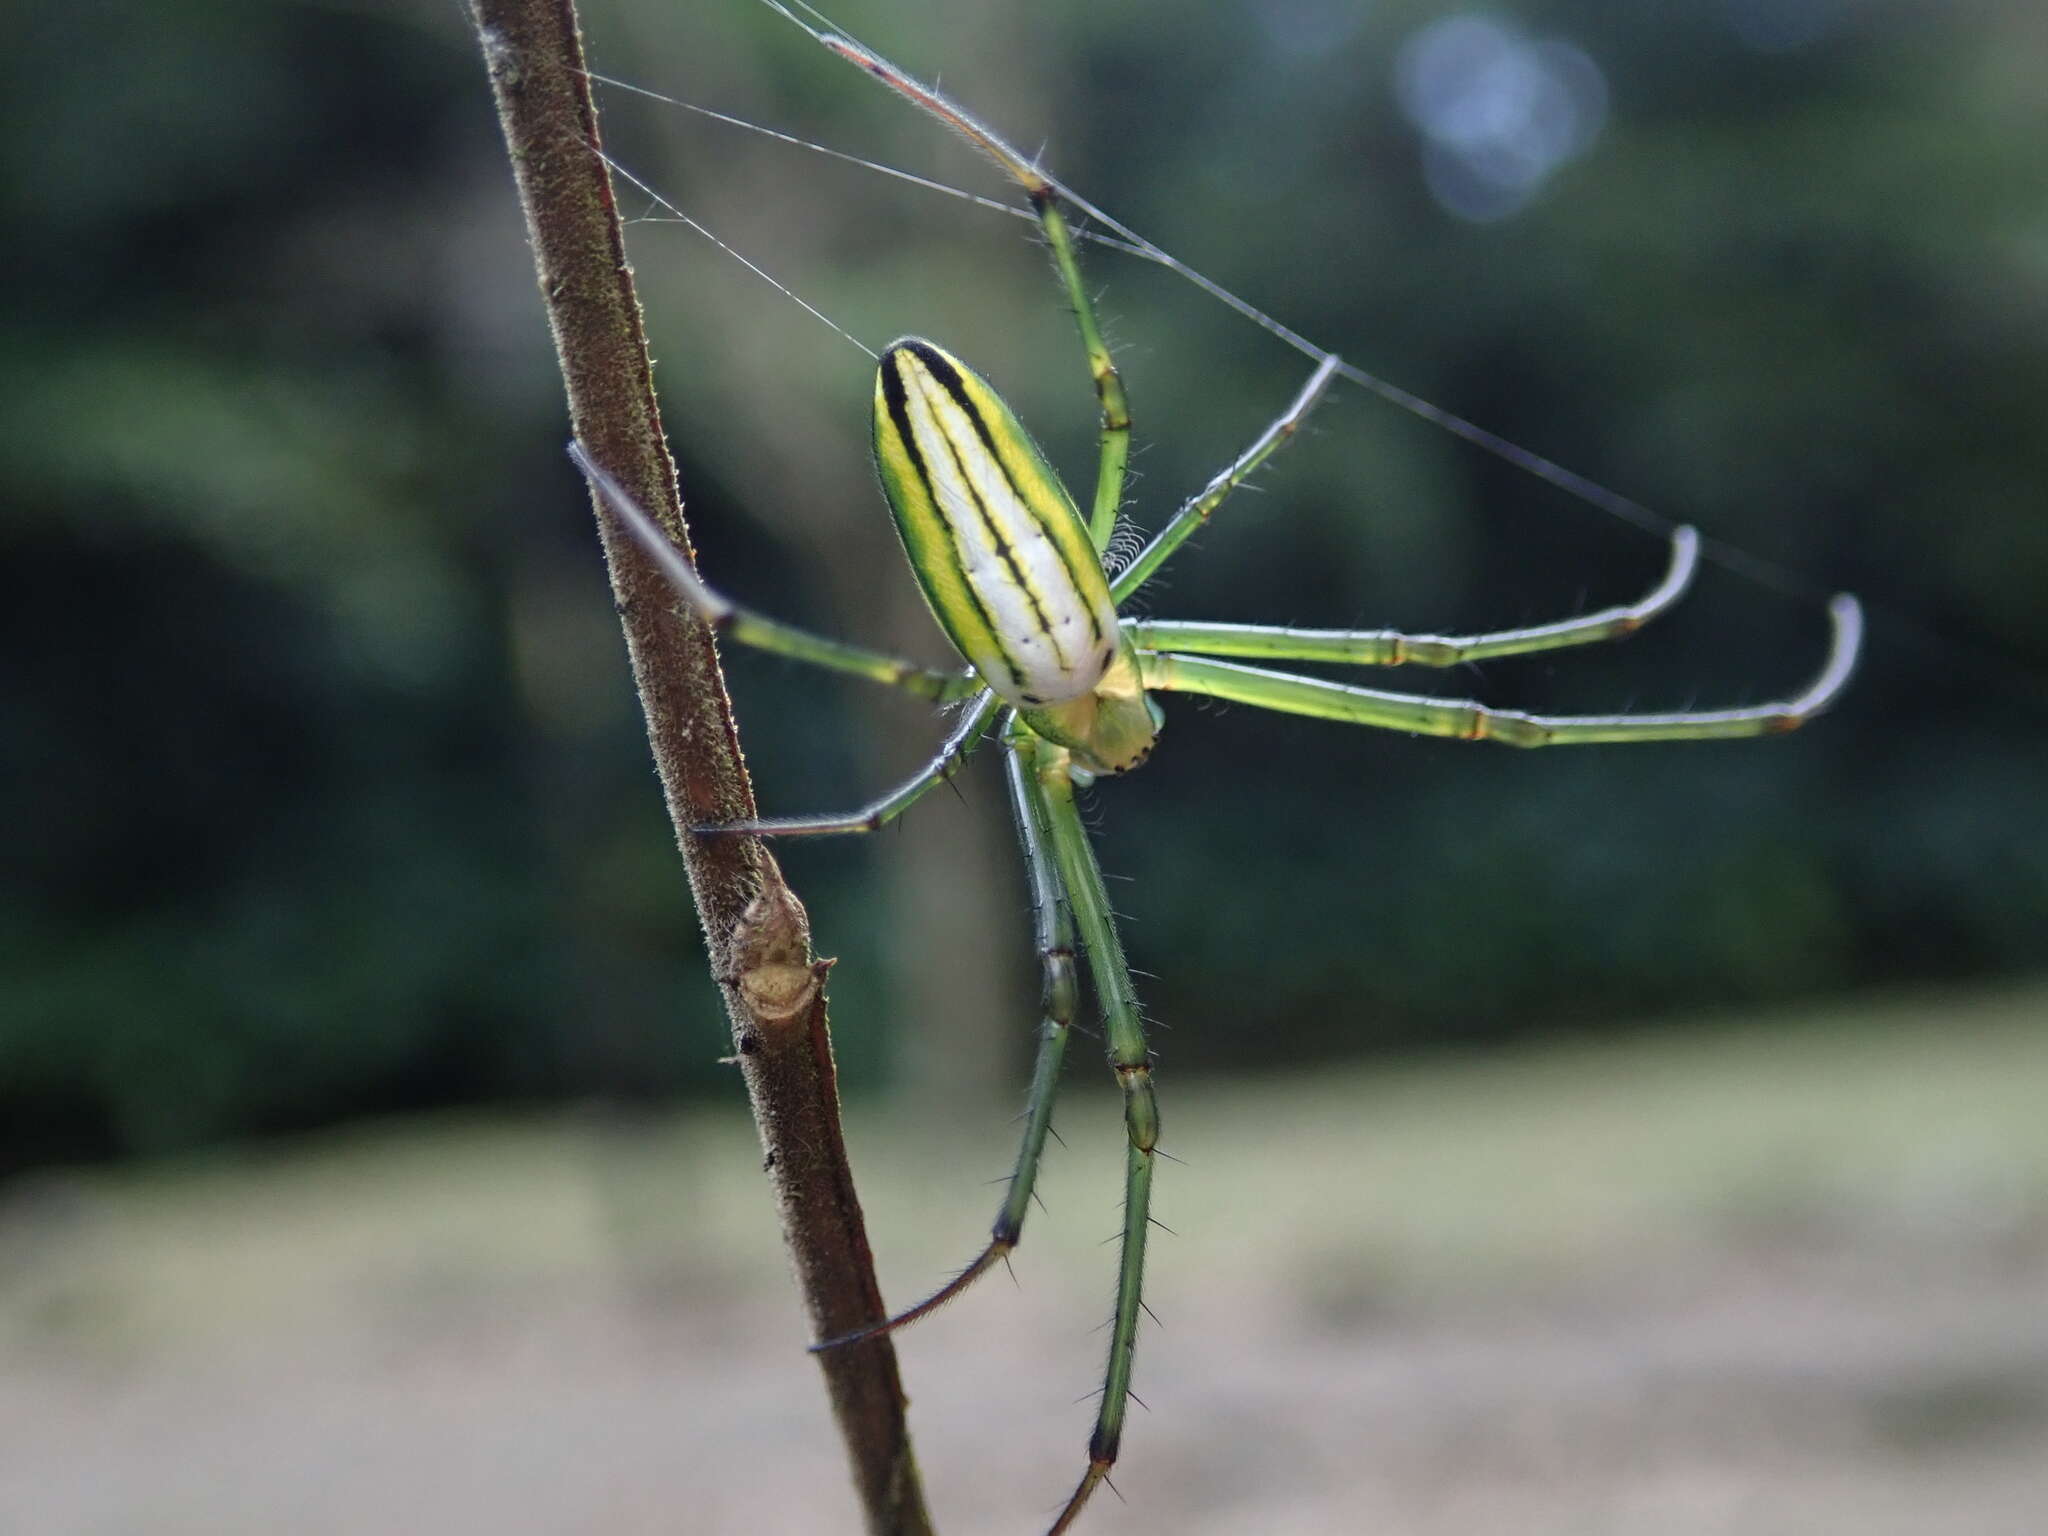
(572, 25), (1863, 1536)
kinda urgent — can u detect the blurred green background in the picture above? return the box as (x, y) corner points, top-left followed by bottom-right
(3, 0), (2040, 1163)
(4, 1), (2047, 1530)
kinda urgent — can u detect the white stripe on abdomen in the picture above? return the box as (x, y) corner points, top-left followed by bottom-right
(900, 367), (1114, 705)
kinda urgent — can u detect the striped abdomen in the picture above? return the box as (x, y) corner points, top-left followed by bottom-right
(872, 339), (1119, 709)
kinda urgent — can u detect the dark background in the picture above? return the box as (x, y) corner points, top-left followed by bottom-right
(5, 0), (2044, 1171)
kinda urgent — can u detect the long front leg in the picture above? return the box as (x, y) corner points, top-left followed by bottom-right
(1137, 593), (1862, 746)
(1022, 735), (1161, 1536)
(1146, 593), (1867, 745)
(573, 443), (978, 702)
(1127, 528), (1699, 668)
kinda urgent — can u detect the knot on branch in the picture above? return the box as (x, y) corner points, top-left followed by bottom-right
(731, 859), (830, 1026)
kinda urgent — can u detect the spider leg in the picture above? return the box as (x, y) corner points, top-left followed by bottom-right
(699, 691), (1002, 838)
(1127, 527), (1700, 667)
(1032, 190), (1131, 554)
(1111, 353), (1342, 601)
(814, 722), (1078, 1348)
(1021, 731), (1160, 1536)
(1137, 594), (1861, 745)
(818, 38), (1129, 555)
(819, 35), (1341, 601)
(572, 442), (979, 702)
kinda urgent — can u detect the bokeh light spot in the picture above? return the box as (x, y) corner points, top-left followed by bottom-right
(1394, 14), (1608, 222)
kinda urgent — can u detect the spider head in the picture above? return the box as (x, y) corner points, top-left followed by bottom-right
(1020, 646), (1160, 778)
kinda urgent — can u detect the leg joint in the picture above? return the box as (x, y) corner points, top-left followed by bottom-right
(1115, 1064), (1160, 1150)
(1042, 947), (1079, 1019)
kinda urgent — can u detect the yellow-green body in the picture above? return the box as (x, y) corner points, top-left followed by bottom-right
(872, 339), (1158, 774)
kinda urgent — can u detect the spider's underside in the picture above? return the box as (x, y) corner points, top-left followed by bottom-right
(570, 23), (1862, 1536)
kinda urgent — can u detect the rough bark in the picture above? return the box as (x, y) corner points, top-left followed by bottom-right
(468, 4), (933, 1529)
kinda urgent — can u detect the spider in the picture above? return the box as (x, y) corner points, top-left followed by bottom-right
(572, 19), (1862, 1534)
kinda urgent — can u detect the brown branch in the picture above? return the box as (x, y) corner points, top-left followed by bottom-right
(466, 4), (934, 1531)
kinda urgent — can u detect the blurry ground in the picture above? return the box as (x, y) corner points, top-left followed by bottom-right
(3, 983), (2045, 1536)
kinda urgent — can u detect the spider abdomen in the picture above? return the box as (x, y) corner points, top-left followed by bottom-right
(872, 339), (1119, 708)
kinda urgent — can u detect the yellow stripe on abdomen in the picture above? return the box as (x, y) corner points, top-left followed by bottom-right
(876, 341), (1118, 708)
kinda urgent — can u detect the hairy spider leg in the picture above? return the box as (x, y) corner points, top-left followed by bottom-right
(571, 442), (978, 701)
(1014, 726), (1159, 1536)
(813, 723), (1080, 1348)
(1138, 593), (1862, 744)
(1127, 526), (1699, 666)
(1111, 352), (1342, 602)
